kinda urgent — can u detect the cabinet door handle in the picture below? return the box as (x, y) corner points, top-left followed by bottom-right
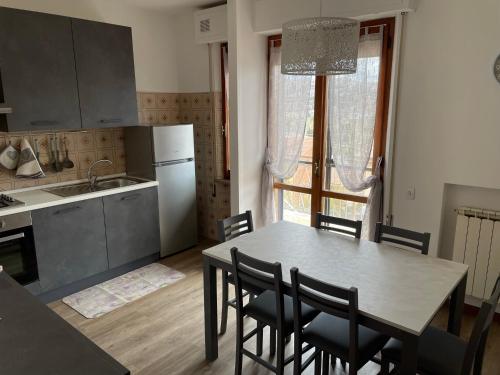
(99, 118), (122, 124)
(0, 233), (25, 243)
(54, 206), (81, 215)
(121, 193), (140, 201)
(30, 120), (59, 126)
(0, 106), (12, 114)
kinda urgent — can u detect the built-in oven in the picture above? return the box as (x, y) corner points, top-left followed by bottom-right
(0, 211), (38, 285)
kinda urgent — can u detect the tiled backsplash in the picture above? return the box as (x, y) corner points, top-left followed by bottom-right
(138, 91), (231, 240)
(0, 128), (126, 191)
(0, 91), (230, 241)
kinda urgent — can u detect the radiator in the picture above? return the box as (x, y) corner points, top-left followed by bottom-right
(452, 207), (500, 301)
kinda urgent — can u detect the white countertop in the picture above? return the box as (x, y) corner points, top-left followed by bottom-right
(0, 175), (158, 217)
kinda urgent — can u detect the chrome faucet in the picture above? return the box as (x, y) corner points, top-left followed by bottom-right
(88, 159), (113, 189)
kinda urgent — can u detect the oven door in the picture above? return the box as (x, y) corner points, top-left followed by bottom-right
(0, 226), (38, 285)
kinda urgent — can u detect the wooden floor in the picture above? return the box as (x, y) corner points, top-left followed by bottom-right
(50, 241), (500, 375)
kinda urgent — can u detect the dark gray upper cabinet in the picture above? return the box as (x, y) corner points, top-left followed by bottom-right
(72, 19), (138, 128)
(0, 7), (81, 131)
(32, 199), (108, 292)
(103, 187), (160, 269)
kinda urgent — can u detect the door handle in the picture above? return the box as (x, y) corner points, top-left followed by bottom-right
(121, 193), (140, 201)
(313, 160), (320, 177)
(99, 118), (122, 124)
(30, 120), (59, 126)
(0, 105), (12, 114)
(0, 233), (25, 243)
(54, 206), (81, 215)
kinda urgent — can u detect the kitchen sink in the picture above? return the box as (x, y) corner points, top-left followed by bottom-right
(44, 177), (142, 197)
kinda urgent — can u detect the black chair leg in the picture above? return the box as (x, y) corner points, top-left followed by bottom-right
(220, 271), (229, 335)
(340, 359), (347, 368)
(293, 335), (302, 375)
(322, 352), (329, 375)
(330, 355), (336, 368)
(256, 322), (264, 356)
(276, 330), (286, 375)
(286, 335), (292, 344)
(380, 355), (390, 375)
(270, 328), (276, 356)
(314, 351), (321, 375)
(473, 334), (487, 375)
(235, 315), (243, 375)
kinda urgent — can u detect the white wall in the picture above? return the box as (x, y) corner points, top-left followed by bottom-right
(253, 0), (418, 33)
(171, 10), (211, 93)
(391, 0), (500, 256)
(228, 0), (268, 226)
(0, 0), (179, 92)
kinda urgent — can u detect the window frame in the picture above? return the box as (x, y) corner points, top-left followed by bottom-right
(220, 42), (230, 179)
(268, 17), (396, 225)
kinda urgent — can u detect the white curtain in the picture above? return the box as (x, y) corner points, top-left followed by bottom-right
(327, 31), (384, 239)
(262, 44), (314, 225)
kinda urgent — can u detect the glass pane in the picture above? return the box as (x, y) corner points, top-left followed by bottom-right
(275, 189), (311, 226)
(323, 33), (382, 198)
(322, 197), (366, 221)
(281, 79), (316, 188)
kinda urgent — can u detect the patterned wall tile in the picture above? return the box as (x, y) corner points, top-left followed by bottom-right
(95, 129), (114, 149)
(143, 110), (159, 125)
(140, 92), (157, 109)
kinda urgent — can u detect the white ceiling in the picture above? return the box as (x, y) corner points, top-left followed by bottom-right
(122, 0), (225, 11)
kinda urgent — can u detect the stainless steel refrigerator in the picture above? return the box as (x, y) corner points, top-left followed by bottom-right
(125, 124), (197, 257)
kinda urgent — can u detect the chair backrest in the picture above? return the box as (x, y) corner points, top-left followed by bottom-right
(217, 210), (254, 242)
(316, 212), (362, 239)
(461, 275), (500, 375)
(290, 267), (360, 369)
(230, 247), (286, 331)
(374, 222), (431, 255)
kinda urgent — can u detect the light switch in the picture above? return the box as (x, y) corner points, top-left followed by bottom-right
(406, 186), (416, 200)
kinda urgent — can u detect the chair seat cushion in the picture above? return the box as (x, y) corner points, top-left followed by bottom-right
(302, 312), (389, 367)
(244, 290), (318, 335)
(381, 325), (467, 375)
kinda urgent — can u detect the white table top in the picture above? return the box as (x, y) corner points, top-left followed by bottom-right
(203, 221), (468, 335)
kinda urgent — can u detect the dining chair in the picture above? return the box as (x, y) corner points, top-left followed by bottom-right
(217, 210), (254, 335)
(230, 248), (319, 375)
(290, 267), (389, 375)
(315, 213), (362, 239)
(374, 222), (431, 255)
(381, 275), (500, 375)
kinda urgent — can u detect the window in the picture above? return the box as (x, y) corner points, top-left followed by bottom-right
(221, 43), (230, 179)
(270, 18), (395, 226)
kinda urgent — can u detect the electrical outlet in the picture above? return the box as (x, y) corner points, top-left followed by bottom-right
(406, 186), (416, 200)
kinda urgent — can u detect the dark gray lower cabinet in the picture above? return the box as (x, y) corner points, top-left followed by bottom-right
(32, 199), (108, 292)
(103, 188), (160, 268)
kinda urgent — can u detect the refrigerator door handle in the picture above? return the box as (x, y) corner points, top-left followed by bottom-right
(153, 158), (194, 167)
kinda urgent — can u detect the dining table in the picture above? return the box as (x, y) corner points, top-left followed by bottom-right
(202, 221), (468, 375)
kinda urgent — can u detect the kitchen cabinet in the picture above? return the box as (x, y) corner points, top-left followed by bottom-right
(103, 187), (160, 268)
(72, 19), (138, 128)
(0, 7), (81, 131)
(32, 199), (108, 292)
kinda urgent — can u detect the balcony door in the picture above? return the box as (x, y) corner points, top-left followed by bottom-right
(271, 18), (395, 226)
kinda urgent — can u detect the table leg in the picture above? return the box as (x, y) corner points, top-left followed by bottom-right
(399, 333), (418, 375)
(203, 255), (218, 361)
(448, 272), (467, 336)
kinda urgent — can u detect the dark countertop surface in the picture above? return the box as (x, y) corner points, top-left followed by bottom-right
(0, 271), (129, 375)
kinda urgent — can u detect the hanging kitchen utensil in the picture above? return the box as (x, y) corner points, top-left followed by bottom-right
(62, 137), (74, 169)
(54, 134), (63, 172)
